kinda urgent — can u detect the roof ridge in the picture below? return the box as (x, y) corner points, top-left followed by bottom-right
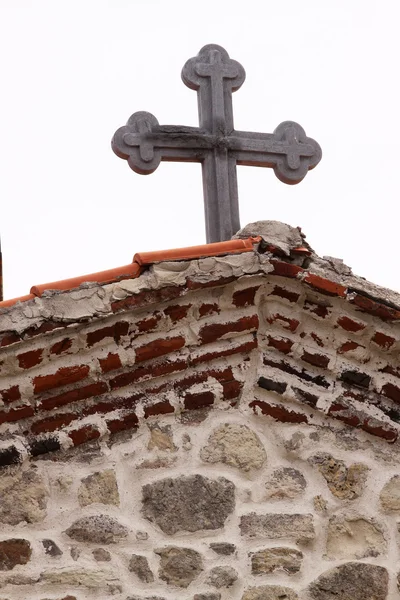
(0, 237), (260, 309)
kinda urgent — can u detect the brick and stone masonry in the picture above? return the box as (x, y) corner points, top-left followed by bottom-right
(0, 221), (400, 599)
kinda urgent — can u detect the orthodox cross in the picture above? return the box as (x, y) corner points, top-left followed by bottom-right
(112, 44), (322, 243)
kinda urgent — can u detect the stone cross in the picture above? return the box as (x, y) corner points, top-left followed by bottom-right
(112, 44), (322, 243)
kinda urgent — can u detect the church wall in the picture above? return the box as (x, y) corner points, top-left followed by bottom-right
(1, 253), (400, 598)
(0, 404), (399, 599)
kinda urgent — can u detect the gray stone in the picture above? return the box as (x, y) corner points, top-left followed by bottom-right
(242, 586), (298, 600)
(78, 469), (119, 507)
(380, 475), (400, 511)
(137, 456), (177, 469)
(251, 547), (303, 575)
(308, 453), (368, 500)
(326, 515), (386, 559)
(194, 595), (221, 600)
(127, 597), (165, 600)
(70, 546), (81, 561)
(0, 466), (48, 525)
(234, 221), (308, 256)
(308, 562), (388, 600)
(65, 515), (129, 544)
(148, 425), (176, 452)
(264, 468), (306, 499)
(156, 546), (203, 588)
(39, 568), (121, 591)
(42, 539), (63, 557)
(240, 513), (315, 543)
(207, 566), (238, 588)
(142, 475), (235, 534)
(200, 424), (266, 471)
(0, 539), (31, 571)
(209, 542), (236, 556)
(92, 548), (111, 562)
(128, 554), (154, 583)
(313, 495), (328, 513)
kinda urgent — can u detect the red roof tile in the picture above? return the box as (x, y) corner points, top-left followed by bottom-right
(0, 237), (260, 308)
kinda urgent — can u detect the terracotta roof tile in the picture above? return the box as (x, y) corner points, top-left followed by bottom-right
(0, 294), (35, 309)
(0, 237), (260, 308)
(30, 263), (142, 297)
(134, 237), (261, 265)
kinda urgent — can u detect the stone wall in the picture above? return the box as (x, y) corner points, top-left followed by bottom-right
(1, 405), (400, 599)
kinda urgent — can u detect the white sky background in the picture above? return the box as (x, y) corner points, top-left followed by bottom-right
(1, 0), (399, 300)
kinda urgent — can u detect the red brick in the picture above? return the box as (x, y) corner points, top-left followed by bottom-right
(112, 285), (184, 312)
(310, 333), (324, 347)
(164, 304), (191, 322)
(304, 300), (330, 318)
(107, 411), (138, 434)
(199, 315), (259, 344)
(267, 314), (300, 332)
(40, 382), (108, 411)
(98, 352), (122, 373)
(144, 401), (174, 418)
(0, 332), (21, 347)
(0, 405), (34, 425)
(372, 331), (395, 350)
(350, 293), (400, 321)
(338, 341), (362, 354)
(34, 365), (90, 394)
(135, 336), (185, 363)
(1, 385), (21, 403)
(135, 314), (161, 333)
(232, 286), (259, 307)
(199, 303), (220, 317)
(337, 316), (366, 332)
(24, 321), (64, 339)
(380, 365), (400, 379)
(250, 399), (308, 423)
(184, 391), (214, 410)
(31, 412), (77, 434)
(17, 348), (44, 369)
(304, 273), (347, 297)
(220, 379), (243, 400)
(301, 351), (330, 369)
(86, 321), (129, 347)
(382, 382), (400, 404)
(328, 402), (361, 427)
(270, 286), (300, 303)
(361, 419), (398, 443)
(192, 338), (258, 366)
(83, 394), (141, 417)
(270, 260), (304, 279)
(109, 359), (187, 390)
(50, 338), (73, 355)
(267, 336), (294, 355)
(263, 357), (330, 389)
(68, 424), (100, 446)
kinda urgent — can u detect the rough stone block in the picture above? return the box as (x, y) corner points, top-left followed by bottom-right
(326, 515), (386, 559)
(200, 423), (266, 471)
(156, 546), (203, 588)
(78, 469), (120, 507)
(251, 547), (303, 574)
(308, 562), (388, 600)
(142, 475), (235, 534)
(65, 515), (128, 544)
(240, 513), (315, 543)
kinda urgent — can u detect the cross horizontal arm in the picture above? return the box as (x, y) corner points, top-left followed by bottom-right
(112, 112), (321, 184)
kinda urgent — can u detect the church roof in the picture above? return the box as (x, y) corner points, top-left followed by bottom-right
(1, 221), (400, 464)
